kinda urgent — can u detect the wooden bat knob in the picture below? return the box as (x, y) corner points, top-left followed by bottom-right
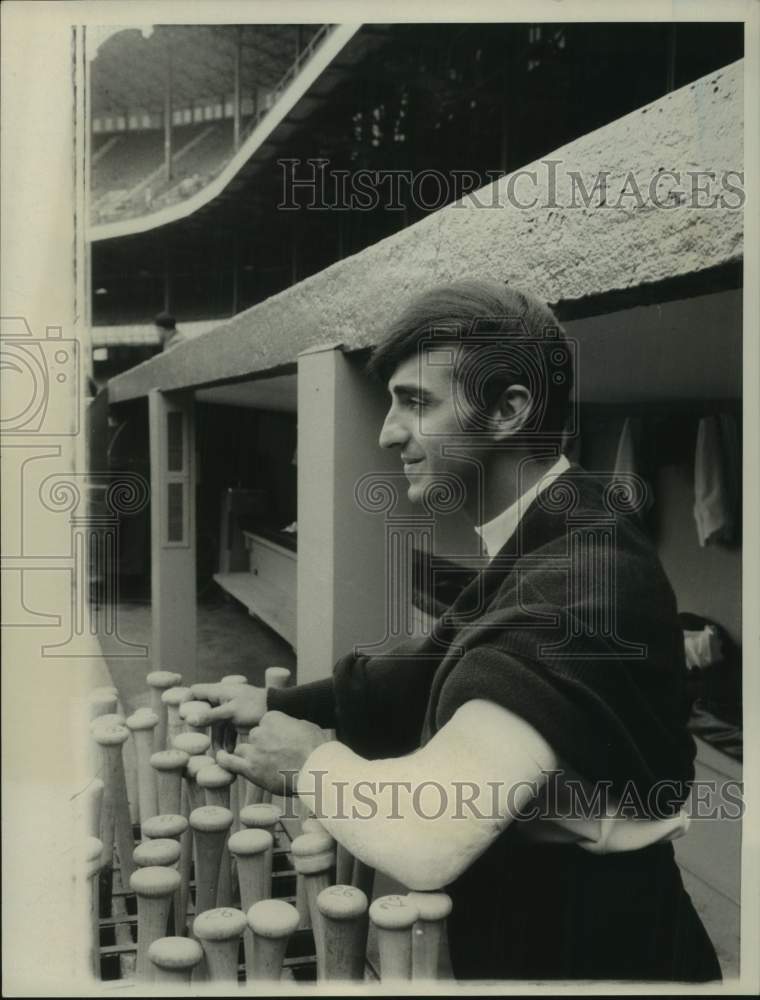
(89, 713), (125, 735)
(134, 838), (181, 868)
(89, 685), (118, 701)
(264, 666), (291, 688)
(141, 813), (188, 839)
(179, 700), (212, 727)
(221, 674), (248, 684)
(196, 763), (235, 789)
(228, 828), (272, 857)
(247, 898), (300, 938)
(150, 749), (189, 773)
(317, 884), (368, 921)
(193, 906), (247, 941)
(91, 722), (129, 746)
(239, 803), (282, 830)
(369, 894), (418, 931)
(146, 670), (183, 691)
(370, 895), (418, 981)
(126, 709), (159, 731)
(88, 687), (119, 714)
(406, 890), (452, 922)
(172, 732), (211, 756)
(186, 754), (215, 780)
(301, 817), (331, 837)
(193, 907), (247, 982)
(406, 891), (452, 980)
(131, 866), (182, 981)
(317, 885), (369, 981)
(130, 865), (181, 898)
(246, 899), (300, 982)
(84, 836), (104, 877)
(189, 805), (233, 833)
(161, 685), (191, 707)
(148, 935), (202, 972)
(291, 832), (335, 875)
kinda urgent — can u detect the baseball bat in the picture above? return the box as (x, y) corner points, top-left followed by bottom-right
(257, 668), (292, 806)
(193, 907), (247, 982)
(336, 843), (355, 886)
(197, 764), (235, 906)
(150, 748), (189, 815)
(239, 803), (281, 888)
(148, 936), (203, 984)
(246, 899), (299, 982)
(179, 700), (213, 737)
(352, 857), (376, 901)
(89, 712), (125, 729)
(171, 731), (211, 758)
(133, 837), (181, 869)
(85, 836), (104, 979)
(316, 884), (369, 981)
(88, 686), (119, 722)
(130, 865), (182, 980)
(189, 805), (233, 917)
(126, 709), (160, 828)
(86, 777), (105, 839)
(291, 832), (336, 975)
(369, 895), (418, 981)
(92, 722), (135, 883)
(141, 813), (188, 841)
(228, 828), (272, 977)
(264, 666), (291, 689)
(162, 686), (192, 747)
(146, 670), (182, 751)
(407, 890), (452, 979)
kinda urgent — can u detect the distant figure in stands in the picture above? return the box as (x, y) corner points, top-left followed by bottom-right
(154, 311), (186, 351)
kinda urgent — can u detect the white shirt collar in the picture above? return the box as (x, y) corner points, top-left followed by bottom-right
(474, 455), (571, 560)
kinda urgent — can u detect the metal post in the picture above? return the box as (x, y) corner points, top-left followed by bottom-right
(164, 38), (173, 181)
(233, 26), (242, 151)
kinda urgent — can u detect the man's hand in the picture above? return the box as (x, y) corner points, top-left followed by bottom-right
(188, 682), (267, 728)
(216, 711), (328, 796)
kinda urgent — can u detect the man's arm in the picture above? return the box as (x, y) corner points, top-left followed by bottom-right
(190, 641), (438, 759)
(296, 699), (557, 891)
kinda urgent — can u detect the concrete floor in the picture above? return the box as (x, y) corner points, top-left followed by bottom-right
(102, 586), (296, 714)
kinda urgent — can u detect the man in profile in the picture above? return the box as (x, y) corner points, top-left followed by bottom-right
(193, 279), (721, 982)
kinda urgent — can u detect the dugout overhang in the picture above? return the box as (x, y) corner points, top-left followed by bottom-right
(106, 58), (744, 408)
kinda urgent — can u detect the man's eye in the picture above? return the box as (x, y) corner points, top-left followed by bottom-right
(406, 396), (425, 409)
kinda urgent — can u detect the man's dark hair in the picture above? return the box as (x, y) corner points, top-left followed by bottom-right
(366, 279), (573, 440)
(154, 311), (176, 331)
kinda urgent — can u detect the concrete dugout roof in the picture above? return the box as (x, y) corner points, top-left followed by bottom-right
(108, 59), (743, 405)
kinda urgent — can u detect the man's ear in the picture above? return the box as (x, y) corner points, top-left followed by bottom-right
(490, 384), (533, 441)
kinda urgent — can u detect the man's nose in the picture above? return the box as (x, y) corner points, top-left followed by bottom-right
(378, 408), (407, 450)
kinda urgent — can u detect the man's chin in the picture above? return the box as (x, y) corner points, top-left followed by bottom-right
(405, 480), (426, 505)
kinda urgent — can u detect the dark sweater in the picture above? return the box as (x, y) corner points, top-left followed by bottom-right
(270, 466), (695, 810)
(268, 466), (720, 980)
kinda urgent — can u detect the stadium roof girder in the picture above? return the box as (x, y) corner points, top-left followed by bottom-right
(92, 23), (322, 116)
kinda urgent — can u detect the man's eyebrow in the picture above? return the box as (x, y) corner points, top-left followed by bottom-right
(389, 383), (437, 400)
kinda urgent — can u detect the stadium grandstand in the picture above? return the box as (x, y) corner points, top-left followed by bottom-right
(88, 21), (741, 380)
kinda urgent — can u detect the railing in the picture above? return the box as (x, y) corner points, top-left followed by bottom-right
(240, 24), (335, 145)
